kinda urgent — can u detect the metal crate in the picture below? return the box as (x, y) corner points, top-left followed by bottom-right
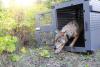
(52, 0), (100, 52)
(35, 0), (100, 52)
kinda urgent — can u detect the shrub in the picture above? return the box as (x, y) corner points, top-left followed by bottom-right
(0, 35), (18, 54)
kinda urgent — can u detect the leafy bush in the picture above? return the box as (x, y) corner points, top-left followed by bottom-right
(0, 35), (18, 54)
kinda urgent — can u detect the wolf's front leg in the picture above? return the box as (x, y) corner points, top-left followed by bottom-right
(55, 44), (65, 53)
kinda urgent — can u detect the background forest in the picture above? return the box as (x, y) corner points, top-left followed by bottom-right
(0, 0), (73, 67)
(0, 0), (71, 54)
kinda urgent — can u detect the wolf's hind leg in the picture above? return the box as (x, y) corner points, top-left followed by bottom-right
(69, 34), (79, 47)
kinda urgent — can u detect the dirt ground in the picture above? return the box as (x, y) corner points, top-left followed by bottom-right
(0, 45), (100, 67)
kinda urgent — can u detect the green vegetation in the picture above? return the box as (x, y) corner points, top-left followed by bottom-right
(39, 49), (51, 58)
(9, 54), (21, 62)
(0, 0), (72, 65)
(0, 35), (17, 54)
(0, 0), (71, 55)
(85, 64), (89, 67)
(20, 47), (27, 54)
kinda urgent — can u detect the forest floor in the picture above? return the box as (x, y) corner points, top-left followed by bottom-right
(0, 45), (100, 67)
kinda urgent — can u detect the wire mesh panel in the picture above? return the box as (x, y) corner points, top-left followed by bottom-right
(39, 31), (55, 45)
(40, 12), (52, 26)
(35, 12), (56, 45)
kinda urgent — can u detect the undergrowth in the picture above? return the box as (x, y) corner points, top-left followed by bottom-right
(0, 35), (18, 54)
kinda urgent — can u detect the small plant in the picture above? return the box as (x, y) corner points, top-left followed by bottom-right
(85, 64), (89, 67)
(20, 47), (27, 54)
(9, 54), (21, 62)
(39, 49), (50, 58)
(0, 35), (18, 54)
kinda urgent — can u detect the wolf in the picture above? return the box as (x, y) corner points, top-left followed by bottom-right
(54, 20), (81, 53)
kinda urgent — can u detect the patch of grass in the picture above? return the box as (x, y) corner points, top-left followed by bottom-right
(9, 54), (21, 62)
(85, 64), (89, 67)
(33, 46), (52, 58)
(39, 49), (51, 58)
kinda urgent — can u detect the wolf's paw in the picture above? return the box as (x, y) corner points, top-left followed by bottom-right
(54, 46), (63, 53)
(55, 49), (61, 53)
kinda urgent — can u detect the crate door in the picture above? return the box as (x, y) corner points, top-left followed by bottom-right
(35, 12), (55, 45)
